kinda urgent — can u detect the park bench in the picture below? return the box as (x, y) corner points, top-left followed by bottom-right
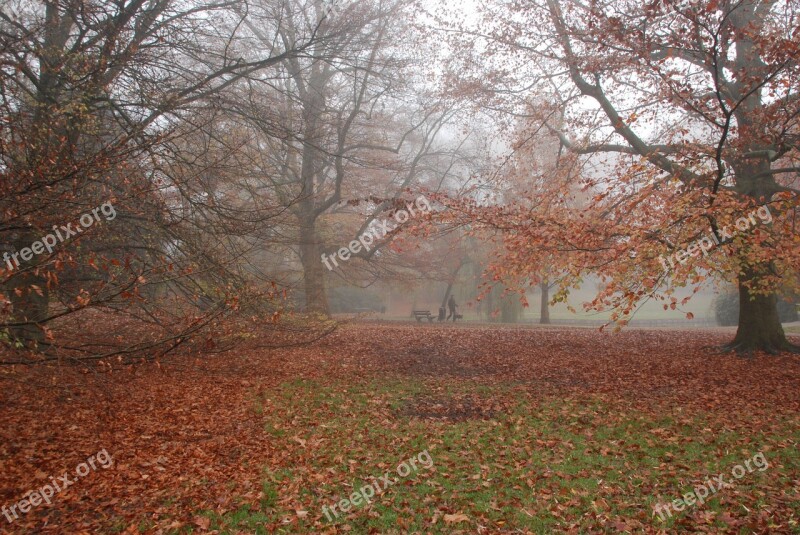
(412, 309), (435, 323)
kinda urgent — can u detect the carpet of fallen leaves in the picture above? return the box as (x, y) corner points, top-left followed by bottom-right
(0, 322), (798, 534)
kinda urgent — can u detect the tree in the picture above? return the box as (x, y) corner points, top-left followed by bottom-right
(499, 101), (579, 324)
(0, 0), (320, 354)
(444, 0), (800, 352)
(225, 0), (455, 314)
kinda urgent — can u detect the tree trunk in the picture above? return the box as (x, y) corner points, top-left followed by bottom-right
(299, 223), (329, 315)
(441, 261), (465, 309)
(485, 285), (494, 322)
(725, 153), (793, 353)
(5, 232), (50, 347)
(726, 265), (793, 354)
(8, 274), (49, 347)
(441, 281), (454, 309)
(539, 280), (550, 324)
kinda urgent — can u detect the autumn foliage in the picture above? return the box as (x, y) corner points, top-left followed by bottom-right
(434, 0), (800, 351)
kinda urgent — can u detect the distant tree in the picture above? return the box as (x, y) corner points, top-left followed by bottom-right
(220, 0), (456, 315)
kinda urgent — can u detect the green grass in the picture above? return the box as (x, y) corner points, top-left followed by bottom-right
(180, 379), (800, 533)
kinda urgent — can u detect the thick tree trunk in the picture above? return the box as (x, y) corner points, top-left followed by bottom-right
(726, 266), (794, 354)
(299, 223), (329, 315)
(5, 232), (50, 347)
(295, 79), (328, 316)
(539, 280), (550, 324)
(724, 149), (794, 353)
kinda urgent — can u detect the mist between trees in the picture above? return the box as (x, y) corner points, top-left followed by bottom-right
(0, 0), (798, 362)
(321, 195), (431, 271)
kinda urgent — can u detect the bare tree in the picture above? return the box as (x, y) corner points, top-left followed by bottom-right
(0, 0), (321, 355)
(223, 0), (456, 314)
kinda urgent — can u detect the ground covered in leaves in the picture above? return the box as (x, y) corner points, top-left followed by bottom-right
(0, 323), (799, 534)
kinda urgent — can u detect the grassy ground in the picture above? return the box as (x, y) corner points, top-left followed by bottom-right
(2, 324), (799, 534)
(195, 378), (800, 534)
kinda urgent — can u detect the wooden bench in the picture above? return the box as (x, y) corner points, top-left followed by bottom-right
(412, 310), (435, 323)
